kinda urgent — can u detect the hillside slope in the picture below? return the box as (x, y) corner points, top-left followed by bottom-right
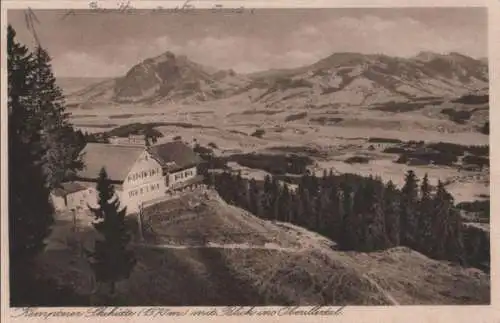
(247, 52), (487, 108)
(38, 189), (489, 306)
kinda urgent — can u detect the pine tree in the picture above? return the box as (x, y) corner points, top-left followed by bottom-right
(248, 178), (260, 216)
(430, 180), (451, 259)
(278, 184), (292, 222)
(328, 182), (343, 242)
(339, 182), (355, 249)
(88, 168), (136, 296)
(400, 170), (420, 248)
(383, 180), (401, 247)
(417, 174), (433, 253)
(431, 181), (465, 263)
(363, 178), (389, 251)
(262, 175), (273, 218)
(30, 46), (83, 189)
(8, 24), (55, 305)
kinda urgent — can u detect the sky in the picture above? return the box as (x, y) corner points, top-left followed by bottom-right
(8, 8), (488, 78)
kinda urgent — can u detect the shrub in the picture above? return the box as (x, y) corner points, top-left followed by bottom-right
(383, 147), (410, 154)
(463, 155), (489, 168)
(250, 129), (265, 138)
(344, 156), (370, 164)
(285, 112), (307, 122)
(441, 108), (473, 124)
(368, 137), (403, 144)
(452, 94), (489, 105)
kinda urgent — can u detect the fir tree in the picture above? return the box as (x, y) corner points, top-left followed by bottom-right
(429, 181), (452, 259)
(417, 174), (434, 253)
(400, 170), (420, 248)
(383, 180), (401, 247)
(31, 46), (83, 188)
(248, 178), (260, 216)
(328, 182), (343, 242)
(8, 24), (55, 305)
(363, 178), (389, 251)
(88, 168), (136, 296)
(339, 182), (354, 249)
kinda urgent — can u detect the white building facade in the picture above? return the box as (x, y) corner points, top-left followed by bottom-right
(55, 141), (203, 215)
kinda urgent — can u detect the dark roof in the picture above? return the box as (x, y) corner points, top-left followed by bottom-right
(147, 141), (202, 172)
(52, 182), (88, 197)
(76, 143), (144, 182)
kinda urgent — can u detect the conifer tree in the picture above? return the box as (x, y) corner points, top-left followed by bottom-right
(400, 170), (420, 248)
(248, 178), (260, 216)
(88, 168), (136, 296)
(418, 174), (434, 253)
(279, 184), (292, 222)
(8, 25), (55, 305)
(363, 178), (389, 251)
(31, 46), (83, 189)
(328, 182), (343, 242)
(339, 182), (354, 249)
(383, 180), (401, 247)
(262, 175), (273, 218)
(429, 180), (452, 258)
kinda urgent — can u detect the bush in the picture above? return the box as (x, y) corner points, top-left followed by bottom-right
(344, 156), (370, 164)
(285, 112), (308, 122)
(463, 155), (489, 168)
(441, 108), (473, 124)
(452, 94), (489, 105)
(383, 147), (410, 154)
(173, 135), (182, 141)
(107, 122), (164, 138)
(250, 129), (265, 138)
(480, 122), (489, 135)
(368, 137), (403, 144)
(456, 200), (490, 217)
(371, 101), (425, 113)
(310, 117), (344, 125)
(228, 153), (313, 175)
(208, 142), (218, 149)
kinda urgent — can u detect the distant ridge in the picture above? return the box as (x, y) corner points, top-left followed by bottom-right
(65, 50), (488, 107)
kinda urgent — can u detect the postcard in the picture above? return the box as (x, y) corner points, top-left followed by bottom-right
(1, 0), (498, 322)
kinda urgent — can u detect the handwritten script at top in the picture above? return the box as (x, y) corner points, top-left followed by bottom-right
(62, 0), (255, 17)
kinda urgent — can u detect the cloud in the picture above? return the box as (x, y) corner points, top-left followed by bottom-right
(52, 13), (486, 77)
(54, 51), (129, 78)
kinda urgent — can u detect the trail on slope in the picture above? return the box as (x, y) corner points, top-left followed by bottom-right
(133, 242), (303, 253)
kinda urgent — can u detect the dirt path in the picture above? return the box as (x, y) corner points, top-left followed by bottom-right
(133, 242), (303, 253)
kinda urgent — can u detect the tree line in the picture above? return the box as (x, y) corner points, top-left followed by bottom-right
(206, 169), (466, 264)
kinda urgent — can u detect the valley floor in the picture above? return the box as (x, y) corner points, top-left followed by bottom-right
(69, 99), (489, 204)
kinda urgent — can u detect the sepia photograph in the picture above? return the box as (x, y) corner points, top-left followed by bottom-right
(5, 6), (490, 308)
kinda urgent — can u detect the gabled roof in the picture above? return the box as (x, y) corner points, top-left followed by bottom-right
(52, 182), (88, 197)
(147, 141), (202, 172)
(76, 143), (144, 182)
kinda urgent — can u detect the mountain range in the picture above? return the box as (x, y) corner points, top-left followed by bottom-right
(62, 50), (488, 108)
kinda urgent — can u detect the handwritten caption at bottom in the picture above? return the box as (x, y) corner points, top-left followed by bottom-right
(12, 306), (345, 319)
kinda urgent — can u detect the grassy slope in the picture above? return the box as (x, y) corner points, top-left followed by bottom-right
(38, 190), (490, 306)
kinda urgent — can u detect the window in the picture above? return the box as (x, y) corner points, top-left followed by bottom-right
(140, 188), (143, 194)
